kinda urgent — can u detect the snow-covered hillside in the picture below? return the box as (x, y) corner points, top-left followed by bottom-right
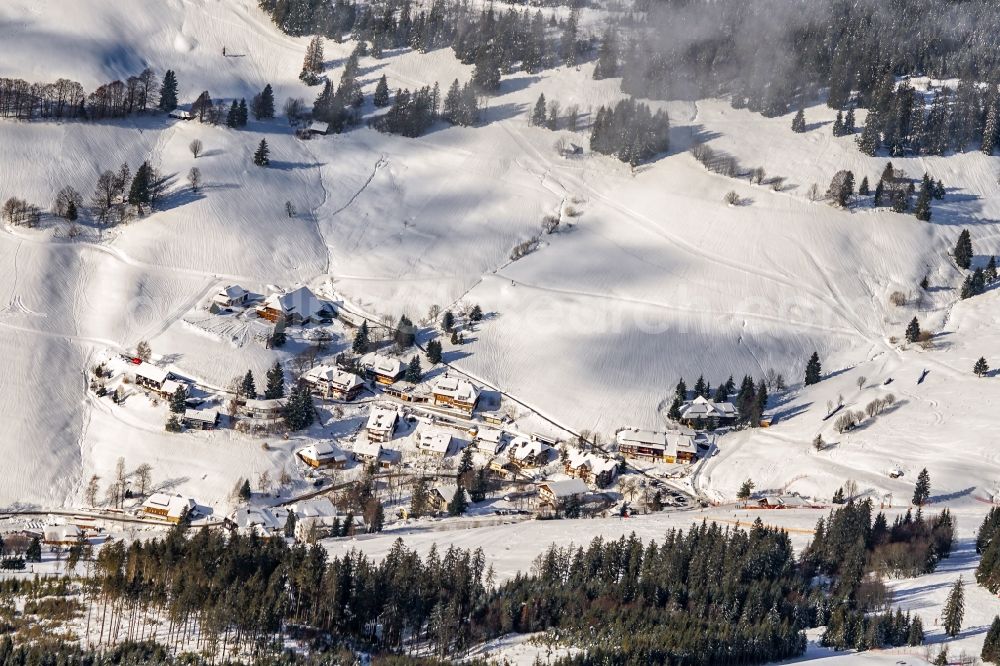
(1, 0), (999, 531)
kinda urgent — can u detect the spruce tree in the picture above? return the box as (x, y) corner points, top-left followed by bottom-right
(857, 112), (880, 155)
(169, 385), (188, 413)
(66, 199), (77, 221)
(873, 179), (884, 206)
(395, 315), (415, 347)
(470, 304), (483, 321)
(239, 478), (251, 501)
(127, 162), (152, 215)
(158, 70), (178, 112)
(804, 351), (822, 385)
(253, 139), (270, 167)
(373, 75), (390, 108)
(844, 106), (856, 133)
(737, 479), (754, 503)
(983, 616), (1000, 663)
(405, 355), (422, 383)
(441, 310), (454, 332)
(241, 370), (257, 399)
(165, 414), (182, 432)
(237, 98), (249, 127)
(352, 321), (369, 353)
(531, 93), (547, 126)
(975, 357), (990, 378)
(905, 317), (921, 343)
(791, 108), (806, 133)
(912, 467), (931, 506)
(831, 111), (844, 136)
(858, 176), (870, 195)
(986, 256), (998, 283)
(907, 614), (924, 646)
(410, 476), (429, 517)
(264, 361), (284, 399)
(914, 180), (932, 222)
(448, 485), (468, 516)
(954, 229), (973, 269)
(984, 103), (999, 156)
(253, 83), (275, 119)
(226, 100), (239, 128)
(426, 339), (442, 364)
(942, 576), (965, 637)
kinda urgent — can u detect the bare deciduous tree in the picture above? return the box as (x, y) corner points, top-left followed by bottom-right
(187, 166), (202, 192)
(189, 138), (203, 159)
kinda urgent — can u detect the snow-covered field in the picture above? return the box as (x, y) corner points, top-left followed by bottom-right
(4, 0), (1000, 661)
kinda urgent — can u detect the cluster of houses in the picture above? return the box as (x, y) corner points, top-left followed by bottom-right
(677, 396), (740, 428)
(230, 496), (363, 541)
(615, 428), (701, 464)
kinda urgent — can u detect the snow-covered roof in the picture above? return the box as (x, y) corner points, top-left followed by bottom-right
(142, 493), (196, 519)
(511, 436), (550, 461)
(616, 428), (666, 449)
(303, 365), (364, 391)
(476, 428), (504, 444)
(307, 120), (329, 133)
(161, 379), (182, 395)
(244, 398), (286, 411)
(667, 431), (697, 455)
(353, 439), (383, 458)
(540, 479), (590, 498)
(567, 452), (617, 475)
(260, 286), (327, 319)
(231, 506), (287, 534)
(43, 524), (82, 543)
(297, 441), (347, 463)
(214, 284), (248, 302)
(433, 484), (468, 505)
(169, 109), (193, 119)
(183, 407), (218, 423)
(366, 405), (398, 432)
(361, 353), (403, 378)
(418, 429), (452, 454)
(292, 496), (338, 519)
(135, 362), (168, 385)
(680, 395), (738, 419)
(432, 375), (480, 403)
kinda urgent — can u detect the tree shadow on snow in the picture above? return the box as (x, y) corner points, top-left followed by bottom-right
(927, 486), (975, 504)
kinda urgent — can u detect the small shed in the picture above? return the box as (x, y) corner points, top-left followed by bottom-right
(306, 120), (330, 135)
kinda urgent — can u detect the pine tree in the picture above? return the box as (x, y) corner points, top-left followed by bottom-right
(169, 385), (187, 413)
(844, 106), (856, 133)
(127, 162), (153, 215)
(441, 310), (454, 332)
(239, 478), (251, 501)
(675, 378), (687, 401)
(907, 614), (924, 646)
(283, 381), (315, 430)
(447, 485), (468, 516)
(373, 75), (390, 108)
(469, 304), (483, 321)
(857, 111), (880, 155)
(986, 256), (998, 283)
(832, 111), (844, 136)
(531, 93), (547, 126)
(395, 315), (415, 347)
(804, 351), (822, 385)
(954, 229), (973, 269)
(984, 103), (999, 156)
(914, 180), (932, 222)
(264, 361), (285, 399)
(165, 413), (182, 432)
(253, 139), (270, 167)
(943, 576), (965, 637)
(284, 510), (297, 538)
(410, 476), (429, 517)
(352, 320), (369, 353)
(25, 537), (41, 562)
(66, 199), (77, 221)
(858, 176), (870, 195)
(405, 355), (422, 383)
(905, 317), (921, 344)
(458, 446), (474, 476)
(241, 370), (257, 399)
(426, 339), (442, 364)
(982, 616), (1000, 663)
(253, 84), (275, 120)
(226, 100), (239, 128)
(158, 70), (178, 112)
(749, 380), (768, 426)
(737, 478), (754, 503)
(791, 108), (806, 133)
(237, 98), (249, 127)
(975, 357), (990, 378)
(873, 179), (884, 206)
(912, 467), (931, 506)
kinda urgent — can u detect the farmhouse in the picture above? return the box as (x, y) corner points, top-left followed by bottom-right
(474, 428), (505, 455)
(306, 120), (329, 136)
(510, 436), (551, 468)
(565, 452), (619, 488)
(43, 524), (83, 546)
(360, 353), (404, 385)
(256, 286), (328, 324)
(303, 365), (365, 400)
(679, 395), (739, 426)
(489, 459), (520, 479)
(431, 376), (480, 414)
(353, 439), (394, 469)
(182, 407), (219, 430)
(141, 493), (196, 524)
(168, 109), (194, 120)
(539, 479), (590, 505)
(417, 429), (453, 457)
(430, 485), (469, 512)
(365, 405), (398, 442)
(213, 284), (250, 308)
(616, 428), (698, 464)
(665, 431), (698, 464)
(133, 363), (180, 396)
(297, 441), (348, 468)
(291, 497), (364, 540)
(240, 398), (286, 423)
(231, 506), (288, 537)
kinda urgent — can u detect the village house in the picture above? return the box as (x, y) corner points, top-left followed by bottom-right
(665, 430), (698, 464)
(360, 353), (405, 385)
(213, 284), (250, 308)
(510, 436), (552, 468)
(230, 506), (288, 538)
(302, 365), (365, 400)
(291, 497), (364, 540)
(365, 405), (399, 443)
(353, 439), (394, 469)
(538, 479), (590, 506)
(182, 407), (219, 430)
(757, 495), (807, 510)
(417, 429), (453, 457)
(474, 427), (505, 455)
(42, 524), (83, 547)
(240, 398), (286, 423)
(431, 375), (481, 414)
(679, 395), (739, 427)
(430, 485), (469, 513)
(141, 493), (196, 524)
(133, 362), (181, 397)
(306, 120), (329, 136)
(616, 428), (699, 464)
(565, 452), (619, 488)
(168, 109), (194, 120)
(489, 459), (520, 480)
(256, 286), (329, 324)
(297, 441), (348, 469)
